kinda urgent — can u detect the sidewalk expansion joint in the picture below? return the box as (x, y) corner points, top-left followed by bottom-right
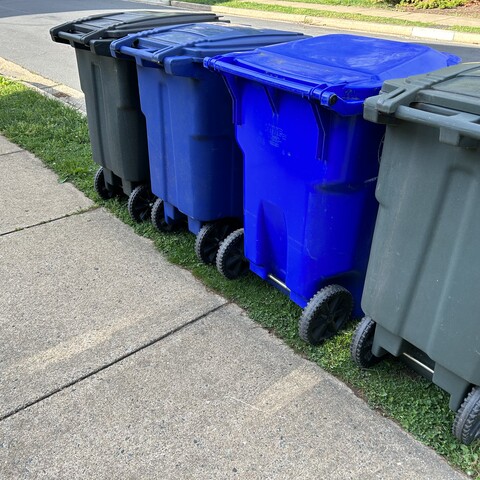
(0, 205), (100, 237)
(0, 149), (23, 157)
(0, 302), (230, 422)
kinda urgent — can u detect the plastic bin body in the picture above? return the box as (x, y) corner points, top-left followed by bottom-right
(135, 59), (242, 231)
(50, 11), (219, 195)
(362, 63), (480, 410)
(111, 23), (306, 233)
(75, 50), (148, 193)
(206, 35), (460, 311)
(234, 81), (382, 310)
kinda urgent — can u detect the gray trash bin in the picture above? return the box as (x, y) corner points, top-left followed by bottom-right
(50, 10), (220, 222)
(350, 62), (480, 445)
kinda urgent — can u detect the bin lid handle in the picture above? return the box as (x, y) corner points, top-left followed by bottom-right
(112, 25), (301, 64)
(50, 12), (126, 44)
(393, 106), (480, 147)
(373, 65), (475, 116)
(309, 84), (367, 115)
(206, 56), (315, 96)
(110, 25), (202, 61)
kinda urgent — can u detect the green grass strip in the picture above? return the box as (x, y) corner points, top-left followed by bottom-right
(184, 0), (480, 33)
(188, 0), (385, 6)
(0, 76), (478, 478)
(237, 2), (426, 24)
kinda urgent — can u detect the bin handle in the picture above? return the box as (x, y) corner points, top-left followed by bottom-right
(113, 43), (196, 64)
(110, 25), (199, 61)
(55, 31), (86, 44)
(113, 44), (156, 62)
(206, 57), (365, 114)
(374, 64), (476, 115)
(50, 12), (126, 44)
(394, 106), (480, 146)
(112, 27), (303, 63)
(206, 57), (316, 97)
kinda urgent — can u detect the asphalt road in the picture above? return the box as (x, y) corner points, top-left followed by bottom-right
(0, 0), (478, 91)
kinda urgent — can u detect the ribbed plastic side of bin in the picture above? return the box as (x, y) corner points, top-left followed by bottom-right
(205, 35), (460, 318)
(50, 11), (220, 197)
(111, 23), (306, 234)
(361, 63), (480, 412)
(75, 49), (149, 194)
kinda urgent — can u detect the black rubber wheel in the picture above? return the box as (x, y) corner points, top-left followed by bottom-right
(195, 222), (237, 265)
(453, 387), (480, 445)
(128, 184), (156, 223)
(350, 316), (382, 368)
(299, 284), (353, 346)
(150, 198), (178, 232)
(94, 167), (116, 200)
(216, 228), (249, 280)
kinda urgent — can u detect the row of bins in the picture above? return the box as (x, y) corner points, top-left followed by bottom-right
(51, 10), (479, 445)
(50, 11), (221, 203)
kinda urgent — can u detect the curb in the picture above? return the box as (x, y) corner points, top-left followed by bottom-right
(141, 0), (480, 45)
(0, 57), (85, 113)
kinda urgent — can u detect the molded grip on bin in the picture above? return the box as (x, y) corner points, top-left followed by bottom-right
(110, 25), (198, 62)
(364, 63), (478, 123)
(312, 85), (366, 116)
(89, 39), (114, 56)
(394, 107), (480, 147)
(363, 95), (393, 125)
(206, 57), (365, 114)
(205, 57), (311, 95)
(50, 12), (125, 45)
(164, 57), (198, 77)
(111, 29), (155, 60)
(112, 44), (155, 63)
(53, 30), (88, 47)
(50, 13), (108, 43)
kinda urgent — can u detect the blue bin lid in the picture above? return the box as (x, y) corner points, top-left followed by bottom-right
(110, 23), (306, 68)
(205, 34), (460, 115)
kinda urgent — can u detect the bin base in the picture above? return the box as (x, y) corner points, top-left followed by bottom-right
(162, 202), (202, 234)
(250, 264), (310, 306)
(249, 262), (365, 313)
(188, 217), (202, 236)
(373, 324), (472, 411)
(94, 167), (117, 200)
(100, 165), (143, 197)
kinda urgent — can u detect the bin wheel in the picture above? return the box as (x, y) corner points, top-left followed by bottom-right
(350, 317), (382, 368)
(299, 285), (353, 346)
(216, 228), (249, 280)
(151, 198), (177, 232)
(453, 386), (480, 445)
(94, 167), (116, 200)
(128, 185), (156, 223)
(195, 222), (237, 265)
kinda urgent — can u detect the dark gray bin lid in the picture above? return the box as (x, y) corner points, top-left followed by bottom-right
(50, 10), (220, 56)
(364, 62), (480, 148)
(110, 23), (306, 79)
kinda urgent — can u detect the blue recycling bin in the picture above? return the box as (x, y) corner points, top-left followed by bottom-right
(206, 34), (459, 345)
(110, 23), (306, 264)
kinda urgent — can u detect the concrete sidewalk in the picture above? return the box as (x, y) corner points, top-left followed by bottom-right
(0, 136), (467, 478)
